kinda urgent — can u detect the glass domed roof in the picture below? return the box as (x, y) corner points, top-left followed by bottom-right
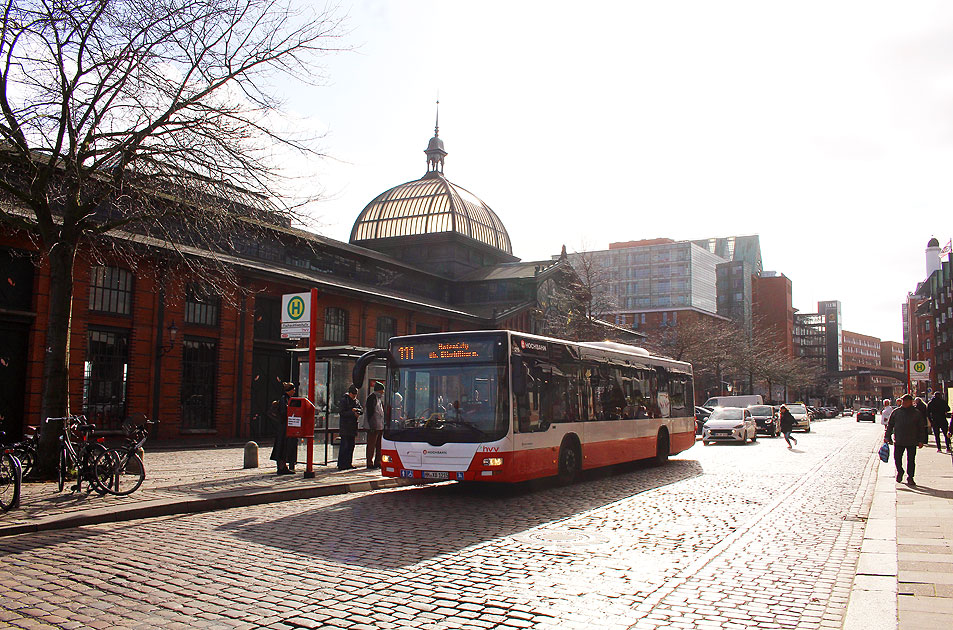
(349, 126), (512, 254)
(349, 174), (512, 254)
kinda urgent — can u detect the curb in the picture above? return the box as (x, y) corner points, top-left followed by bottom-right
(0, 477), (414, 538)
(842, 450), (899, 630)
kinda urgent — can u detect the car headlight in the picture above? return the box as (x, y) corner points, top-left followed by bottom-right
(733, 424), (744, 429)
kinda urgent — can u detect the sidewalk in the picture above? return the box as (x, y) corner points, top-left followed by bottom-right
(845, 441), (953, 630)
(0, 441), (411, 538)
(895, 444), (953, 629)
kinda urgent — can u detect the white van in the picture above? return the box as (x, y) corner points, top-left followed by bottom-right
(703, 395), (764, 409)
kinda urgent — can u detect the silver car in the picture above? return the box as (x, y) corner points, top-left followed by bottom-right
(702, 407), (758, 445)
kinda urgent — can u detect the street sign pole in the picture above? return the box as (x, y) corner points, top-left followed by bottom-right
(305, 288), (318, 479)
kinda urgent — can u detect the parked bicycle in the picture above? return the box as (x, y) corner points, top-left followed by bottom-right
(3, 425), (38, 479)
(93, 418), (154, 496)
(0, 433), (22, 512)
(49, 416), (110, 495)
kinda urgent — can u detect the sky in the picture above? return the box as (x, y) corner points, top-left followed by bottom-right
(282, 0), (953, 343)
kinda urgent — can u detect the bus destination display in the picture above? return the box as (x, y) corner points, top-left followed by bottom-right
(392, 338), (499, 364)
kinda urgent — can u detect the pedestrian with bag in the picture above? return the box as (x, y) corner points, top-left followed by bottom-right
(927, 391), (951, 453)
(364, 381), (385, 469)
(779, 404), (798, 449)
(338, 385), (363, 470)
(270, 382), (298, 475)
(885, 393), (928, 486)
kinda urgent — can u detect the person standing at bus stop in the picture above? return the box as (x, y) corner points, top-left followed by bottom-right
(271, 382), (298, 475)
(365, 382), (385, 469)
(338, 385), (363, 470)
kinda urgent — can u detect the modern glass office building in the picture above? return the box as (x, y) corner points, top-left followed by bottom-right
(571, 235), (762, 332)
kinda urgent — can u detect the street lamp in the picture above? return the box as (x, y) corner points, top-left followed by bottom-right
(157, 320), (178, 357)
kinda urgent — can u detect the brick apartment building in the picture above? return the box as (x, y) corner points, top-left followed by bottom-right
(753, 272), (794, 357)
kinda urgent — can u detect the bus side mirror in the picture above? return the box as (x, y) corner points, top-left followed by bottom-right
(511, 356), (527, 395)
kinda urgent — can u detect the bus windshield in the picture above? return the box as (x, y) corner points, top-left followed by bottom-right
(386, 364), (508, 443)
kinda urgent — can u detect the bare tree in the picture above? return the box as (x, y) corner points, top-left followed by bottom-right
(0, 0), (346, 472)
(644, 314), (739, 400)
(563, 244), (618, 325)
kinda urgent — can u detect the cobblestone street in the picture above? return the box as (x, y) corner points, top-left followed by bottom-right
(0, 417), (884, 629)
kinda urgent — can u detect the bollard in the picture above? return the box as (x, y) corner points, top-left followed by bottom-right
(243, 441), (259, 469)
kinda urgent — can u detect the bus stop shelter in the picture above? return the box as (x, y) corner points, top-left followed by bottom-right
(289, 346), (387, 466)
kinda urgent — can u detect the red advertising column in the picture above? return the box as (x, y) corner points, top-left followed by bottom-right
(305, 288), (318, 479)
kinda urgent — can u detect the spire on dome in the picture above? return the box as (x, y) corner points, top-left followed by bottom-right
(425, 99), (447, 175)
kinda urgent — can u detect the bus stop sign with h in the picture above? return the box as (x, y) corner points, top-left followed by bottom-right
(282, 289), (319, 478)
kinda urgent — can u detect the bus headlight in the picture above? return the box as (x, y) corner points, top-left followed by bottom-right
(381, 454), (392, 463)
(482, 457), (503, 467)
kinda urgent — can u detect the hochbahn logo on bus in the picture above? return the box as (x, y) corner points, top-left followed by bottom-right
(519, 339), (547, 353)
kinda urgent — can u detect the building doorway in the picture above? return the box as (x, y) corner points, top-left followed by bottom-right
(0, 320), (30, 439)
(250, 347), (291, 440)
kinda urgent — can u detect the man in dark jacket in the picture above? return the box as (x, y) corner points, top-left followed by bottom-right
(927, 391), (951, 453)
(885, 393), (928, 485)
(364, 382), (385, 469)
(270, 382), (298, 475)
(338, 385), (363, 470)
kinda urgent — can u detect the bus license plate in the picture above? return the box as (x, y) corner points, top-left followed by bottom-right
(422, 471), (449, 480)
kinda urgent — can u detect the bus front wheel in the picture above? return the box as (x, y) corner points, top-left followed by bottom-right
(557, 442), (580, 485)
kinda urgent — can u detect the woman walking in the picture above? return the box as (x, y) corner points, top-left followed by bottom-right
(779, 404), (798, 449)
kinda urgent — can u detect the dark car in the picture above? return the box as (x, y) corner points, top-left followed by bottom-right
(856, 408), (876, 422)
(747, 404), (779, 436)
(695, 406), (713, 434)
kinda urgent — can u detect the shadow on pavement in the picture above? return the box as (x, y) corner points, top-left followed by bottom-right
(221, 457), (704, 569)
(897, 484), (953, 499)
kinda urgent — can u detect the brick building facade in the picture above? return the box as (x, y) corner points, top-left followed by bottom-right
(0, 130), (584, 442)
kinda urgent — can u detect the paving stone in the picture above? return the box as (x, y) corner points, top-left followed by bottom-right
(0, 419), (886, 630)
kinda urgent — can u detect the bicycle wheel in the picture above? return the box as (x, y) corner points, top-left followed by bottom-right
(99, 449), (145, 496)
(0, 452), (21, 512)
(82, 443), (110, 496)
(13, 446), (35, 479)
(57, 447), (67, 492)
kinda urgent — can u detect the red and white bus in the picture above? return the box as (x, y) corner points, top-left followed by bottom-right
(354, 330), (695, 484)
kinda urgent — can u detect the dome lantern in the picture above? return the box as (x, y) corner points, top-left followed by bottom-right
(424, 101), (447, 175)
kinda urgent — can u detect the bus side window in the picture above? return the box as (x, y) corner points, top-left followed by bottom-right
(535, 366), (552, 430)
(550, 363), (579, 424)
(636, 369), (656, 418)
(590, 369), (606, 420)
(515, 360), (544, 433)
(581, 368), (593, 421)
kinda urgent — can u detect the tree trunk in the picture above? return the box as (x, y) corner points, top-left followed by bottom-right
(36, 242), (76, 477)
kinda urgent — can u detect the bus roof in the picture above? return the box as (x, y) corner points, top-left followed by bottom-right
(387, 330), (692, 374)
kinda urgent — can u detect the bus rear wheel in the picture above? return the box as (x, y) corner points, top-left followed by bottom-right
(557, 442), (580, 485)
